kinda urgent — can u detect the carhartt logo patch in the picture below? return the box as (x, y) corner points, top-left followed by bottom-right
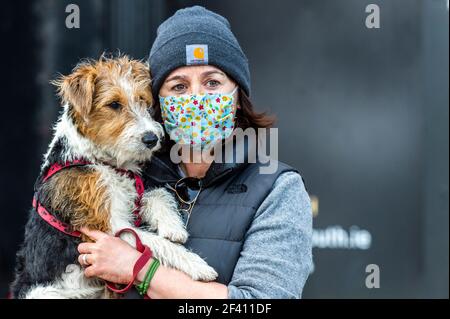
(186, 44), (208, 65)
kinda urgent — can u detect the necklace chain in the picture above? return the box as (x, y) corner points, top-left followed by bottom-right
(166, 182), (202, 227)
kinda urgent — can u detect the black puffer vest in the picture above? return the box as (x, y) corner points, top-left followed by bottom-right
(140, 149), (302, 285)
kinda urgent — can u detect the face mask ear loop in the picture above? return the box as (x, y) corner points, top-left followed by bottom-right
(230, 86), (239, 96)
(229, 86), (239, 110)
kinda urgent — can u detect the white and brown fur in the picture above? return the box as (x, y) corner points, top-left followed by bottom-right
(10, 55), (217, 299)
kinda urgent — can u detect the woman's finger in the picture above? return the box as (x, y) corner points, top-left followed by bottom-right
(77, 242), (96, 254)
(78, 253), (94, 267)
(80, 227), (108, 241)
(84, 265), (97, 278)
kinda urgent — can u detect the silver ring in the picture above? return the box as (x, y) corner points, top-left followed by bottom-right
(82, 254), (89, 266)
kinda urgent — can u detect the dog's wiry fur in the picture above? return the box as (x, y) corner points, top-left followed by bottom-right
(11, 55), (217, 299)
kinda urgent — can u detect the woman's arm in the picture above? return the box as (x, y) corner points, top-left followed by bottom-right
(77, 171), (312, 299)
(136, 256), (228, 299)
(227, 171), (313, 299)
(77, 228), (228, 299)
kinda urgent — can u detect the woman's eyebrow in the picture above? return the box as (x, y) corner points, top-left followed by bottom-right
(165, 75), (188, 83)
(201, 70), (226, 77)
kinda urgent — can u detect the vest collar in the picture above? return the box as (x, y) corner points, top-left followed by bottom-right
(143, 138), (253, 189)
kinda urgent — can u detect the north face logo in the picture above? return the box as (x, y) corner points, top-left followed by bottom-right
(226, 184), (248, 194)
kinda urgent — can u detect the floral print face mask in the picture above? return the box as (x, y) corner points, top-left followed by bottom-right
(159, 87), (238, 150)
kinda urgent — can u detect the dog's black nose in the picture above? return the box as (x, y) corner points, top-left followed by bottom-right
(142, 132), (159, 149)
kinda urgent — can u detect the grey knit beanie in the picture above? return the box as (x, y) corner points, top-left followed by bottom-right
(149, 6), (251, 97)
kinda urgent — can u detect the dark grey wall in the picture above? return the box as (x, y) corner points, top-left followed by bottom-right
(421, 0), (449, 298)
(201, 0), (448, 298)
(0, 0), (447, 298)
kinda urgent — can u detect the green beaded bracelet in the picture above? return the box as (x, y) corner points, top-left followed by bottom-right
(136, 258), (160, 296)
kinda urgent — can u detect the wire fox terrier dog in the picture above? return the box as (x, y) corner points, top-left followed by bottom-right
(10, 55), (217, 299)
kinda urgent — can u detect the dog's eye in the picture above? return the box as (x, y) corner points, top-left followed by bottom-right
(108, 101), (121, 110)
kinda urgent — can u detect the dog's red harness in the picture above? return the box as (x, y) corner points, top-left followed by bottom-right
(33, 159), (145, 237)
(33, 159), (152, 297)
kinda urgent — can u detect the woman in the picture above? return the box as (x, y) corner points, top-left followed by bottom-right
(77, 5), (313, 299)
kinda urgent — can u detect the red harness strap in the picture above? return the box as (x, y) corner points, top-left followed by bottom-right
(33, 159), (145, 235)
(33, 160), (150, 298)
(115, 168), (145, 227)
(32, 196), (82, 238)
(42, 159), (91, 182)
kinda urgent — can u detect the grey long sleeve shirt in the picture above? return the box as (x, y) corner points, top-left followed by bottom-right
(178, 167), (313, 299)
(227, 171), (313, 299)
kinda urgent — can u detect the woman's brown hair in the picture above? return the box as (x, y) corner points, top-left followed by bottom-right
(235, 88), (276, 130)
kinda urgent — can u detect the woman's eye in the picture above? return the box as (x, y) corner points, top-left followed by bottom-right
(206, 80), (220, 88)
(172, 84), (186, 92)
(108, 101), (121, 110)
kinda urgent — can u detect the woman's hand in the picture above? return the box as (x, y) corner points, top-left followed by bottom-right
(77, 228), (141, 284)
(77, 227), (228, 298)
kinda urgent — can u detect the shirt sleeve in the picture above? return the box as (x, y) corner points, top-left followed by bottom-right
(227, 171), (313, 299)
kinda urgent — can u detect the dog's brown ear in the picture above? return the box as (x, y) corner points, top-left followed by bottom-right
(52, 63), (97, 120)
